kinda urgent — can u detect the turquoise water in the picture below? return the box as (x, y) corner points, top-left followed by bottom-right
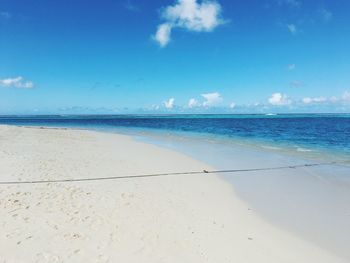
(0, 114), (349, 159)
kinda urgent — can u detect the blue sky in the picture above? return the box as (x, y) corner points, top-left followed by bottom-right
(1, 0), (350, 114)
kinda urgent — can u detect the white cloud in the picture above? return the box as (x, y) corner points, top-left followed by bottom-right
(287, 24), (297, 34)
(154, 23), (172, 47)
(302, 97), (312, 104)
(163, 0), (223, 31)
(201, 92), (222, 106)
(313, 97), (327, 103)
(268, 93), (291, 106)
(229, 102), (236, 109)
(300, 92), (350, 106)
(164, 98), (175, 109)
(302, 97), (327, 104)
(188, 98), (200, 108)
(153, 0), (224, 47)
(288, 64), (296, 70)
(0, 76), (34, 89)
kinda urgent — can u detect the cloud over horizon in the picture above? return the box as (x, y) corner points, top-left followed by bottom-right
(268, 93), (291, 106)
(188, 98), (200, 108)
(267, 91), (350, 108)
(201, 92), (222, 106)
(302, 97), (327, 104)
(153, 0), (224, 47)
(164, 98), (175, 109)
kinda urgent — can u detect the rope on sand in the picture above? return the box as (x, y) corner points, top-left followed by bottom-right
(0, 161), (347, 185)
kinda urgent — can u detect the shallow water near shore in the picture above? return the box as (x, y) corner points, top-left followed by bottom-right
(0, 114), (349, 159)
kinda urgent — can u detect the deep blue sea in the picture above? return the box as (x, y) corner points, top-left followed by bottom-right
(0, 114), (349, 158)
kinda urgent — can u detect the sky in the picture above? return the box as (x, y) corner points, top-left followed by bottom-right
(1, 0), (350, 114)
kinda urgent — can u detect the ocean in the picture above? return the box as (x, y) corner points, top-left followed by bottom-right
(0, 114), (349, 159)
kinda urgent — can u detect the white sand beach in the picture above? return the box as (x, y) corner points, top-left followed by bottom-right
(0, 125), (347, 263)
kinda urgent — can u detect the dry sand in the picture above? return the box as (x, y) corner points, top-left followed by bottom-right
(0, 125), (347, 263)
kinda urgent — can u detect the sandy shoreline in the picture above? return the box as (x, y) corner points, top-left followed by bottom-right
(138, 130), (350, 260)
(0, 125), (347, 262)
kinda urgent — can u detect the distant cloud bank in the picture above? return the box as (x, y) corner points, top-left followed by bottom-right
(154, 90), (350, 113)
(51, 90), (350, 115)
(268, 91), (350, 107)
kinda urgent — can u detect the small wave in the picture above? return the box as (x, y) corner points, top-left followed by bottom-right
(297, 147), (313, 152)
(261, 145), (281, 150)
(265, 113), (277, 116)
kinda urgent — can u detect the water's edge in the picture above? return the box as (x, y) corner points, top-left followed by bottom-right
(115, 128), (350, 261)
